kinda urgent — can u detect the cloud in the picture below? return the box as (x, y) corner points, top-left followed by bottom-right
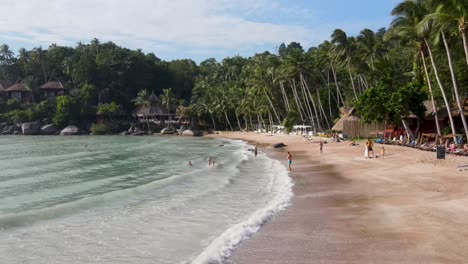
(0, 0), (315, 60)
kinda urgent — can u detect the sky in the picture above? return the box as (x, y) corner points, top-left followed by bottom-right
(0, 0), (401, 63)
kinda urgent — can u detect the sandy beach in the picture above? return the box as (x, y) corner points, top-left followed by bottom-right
(209, 132), (468, 264)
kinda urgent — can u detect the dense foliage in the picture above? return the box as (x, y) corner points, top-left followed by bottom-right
(1, 0), (468, 141)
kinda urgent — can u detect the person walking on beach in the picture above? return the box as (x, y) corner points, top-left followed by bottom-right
(319, 141), (323, 153)
(287, 151), (292, 171)
(254, 145), (258, 158)
(381, 146), (385, 159)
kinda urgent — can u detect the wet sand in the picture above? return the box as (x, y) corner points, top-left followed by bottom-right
(209, 132), (468, 263)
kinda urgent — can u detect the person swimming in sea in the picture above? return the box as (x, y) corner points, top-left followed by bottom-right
(188, 161), (193, 166)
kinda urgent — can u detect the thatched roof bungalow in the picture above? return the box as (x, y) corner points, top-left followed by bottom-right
(40, 81), (66, 99)
(5, 83), (30, 102)
(132, 91), (175, 123)
(332, 107), (387, 139)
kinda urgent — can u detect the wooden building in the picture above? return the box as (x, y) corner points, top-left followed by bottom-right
(5, 83), (30, 102)
(40, 81), (66, 99)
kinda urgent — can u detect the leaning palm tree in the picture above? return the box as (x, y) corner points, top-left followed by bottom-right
(390, 0), (446, 137)
(392, 0), (456, 139)
(357, 29), (377, 71)
(425, 0), (468, 67)
(420, 0), (468, 142)
(331, 29), (358, 100)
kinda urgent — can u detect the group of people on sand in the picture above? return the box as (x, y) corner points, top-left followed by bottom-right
(365, 139), (385, 159)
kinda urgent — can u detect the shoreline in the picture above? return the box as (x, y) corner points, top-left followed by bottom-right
(209, 132), (468, 264)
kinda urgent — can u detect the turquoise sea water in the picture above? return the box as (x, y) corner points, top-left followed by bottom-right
(0, 136), (292, 263)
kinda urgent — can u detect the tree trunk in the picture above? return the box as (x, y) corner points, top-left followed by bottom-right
(145, 115), (150, 134)
(210, 112), (216, 131)
(317, 86), (330, 130)
(425, 38), (457, 140)
(442, 32), (468, 143)
(235, 111), (242, 131)
(224, 111), (233, 131)
(290, 80), (305, 122)
(294, 78), (311, 123)
(300, 73), (320, 130)
(263, 88), (282, 125)
(420, 50), (441, 136)
(346, 59), (358, 100)
(297, 76), (316, 129)
(279, 81), (291, 112)
(401, 118), (414, 142)
(331, 63), (345, 107)
(461, 26), (468, 69)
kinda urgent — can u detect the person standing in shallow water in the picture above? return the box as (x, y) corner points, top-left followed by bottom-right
(319, 141), (323, 153)
(254, 145), (258, 158)
(287, 151), (292, 171)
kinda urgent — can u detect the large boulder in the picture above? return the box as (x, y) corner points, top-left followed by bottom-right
(161, 127), (175, 135)
(9, 124), (20, 133)
(182, 129), (194, 136)
(41, 124), (58, 135)
(22, 122), (41, 135)
(131, 131), (146, 136)
(272, 143), (286, 148)
(60, 125), (80, 136)
(2, 125), (10, 134)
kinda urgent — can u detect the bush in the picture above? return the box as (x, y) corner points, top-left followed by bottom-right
(7, 98), (21, 111)
(90, 123), (111, 135)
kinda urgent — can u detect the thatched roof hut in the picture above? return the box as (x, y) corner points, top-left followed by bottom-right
(133, 105), (164, 117)
(332, 107), (356, 131)
(40, 81), (65, 90)
(5, 83), (28, 92)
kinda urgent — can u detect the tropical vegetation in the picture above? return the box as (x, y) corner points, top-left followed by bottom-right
(0, 0), (468, 141)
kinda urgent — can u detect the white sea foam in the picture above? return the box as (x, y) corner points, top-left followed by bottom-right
(0, 136), (293, 264)
(192, 158), (293, 264)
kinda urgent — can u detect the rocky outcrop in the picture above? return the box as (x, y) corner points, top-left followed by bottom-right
(21, 122), (42, 135)
(41, 124), (58, 135)
(161, 127), (175, 135)
(60, 125), (80, 135)
(273, 143), (286, 148)
(131, 131), (146, 136)
(181, 130), (194, 136)
(8, 124), (20, 134)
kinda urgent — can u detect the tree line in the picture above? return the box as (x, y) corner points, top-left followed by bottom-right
(189, 0), (468, 141)
(0, 39), (197, 129)
(1, 0), (468, 140)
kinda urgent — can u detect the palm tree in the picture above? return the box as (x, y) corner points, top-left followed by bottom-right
(33, 46), (47, 82)
(0, 44), (14, 64)
(132, 89), (151, 133)
(392, 0), (456, 139)
(425, 0), (468, 68)
(331, 29), (358, 100)
(160, 88), (176, 115)
(421, 0), (468, 142)
(357, 29), (377, 70)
